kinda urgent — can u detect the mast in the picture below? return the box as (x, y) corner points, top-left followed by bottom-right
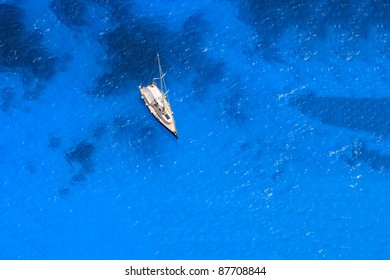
(157, 53), (170, 112)
(157, 54), (169, 93)
(157, 54), (164, 93)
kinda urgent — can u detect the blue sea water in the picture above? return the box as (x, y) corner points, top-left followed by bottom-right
(1, 0), (390, 259)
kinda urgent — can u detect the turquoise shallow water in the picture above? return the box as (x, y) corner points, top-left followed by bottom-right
(0, 0), (390, 259)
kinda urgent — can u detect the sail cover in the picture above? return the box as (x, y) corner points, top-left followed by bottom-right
(148, 86), (164, 108)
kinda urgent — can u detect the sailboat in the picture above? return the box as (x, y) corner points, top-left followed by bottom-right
(139, 54), (178, 138)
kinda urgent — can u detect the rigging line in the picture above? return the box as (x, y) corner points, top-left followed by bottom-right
(147, 55), (157, 84)
(158, 55), (169, 98)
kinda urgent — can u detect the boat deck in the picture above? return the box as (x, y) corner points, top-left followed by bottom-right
(140, 85), (178, 138)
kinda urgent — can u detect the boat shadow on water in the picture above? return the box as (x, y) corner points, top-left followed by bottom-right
(343, 139), (390, 172)
(290, 92), (390, 172)
(290, 92), (390, 137)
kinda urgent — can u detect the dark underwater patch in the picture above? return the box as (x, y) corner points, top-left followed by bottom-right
(0, 4), (25, 67)
(368, 0), (390, 29)
(198, 61), (225, 85)
(222, 91), (247, 124)
(50, 0), (87, 28)
(66, 141), (95, 173)
(70, 170), (87, 183)
(0, 4), (57, 82)
(290, 92), (390, 137)
(25, 162), (37, 174)
(93, 22), (164, 96)
(233, 0), (390, 62)
(325, 0), (359, 28)
(0, 87), (15, 112)
(235, 0), (358, 39)
(48, 136), (61, 150)
(85, 0), (164, 96)
(235, 0), (317, 58)
(112, 115), (157, 155)
(344, 140), (390, 172)
(176, 13), (214, 68)
(58, 186), (69, 198)
(113, 116), (152, 141)
(24, 30), (57, 80)
(91, 123), (107, 139)
(182, 13), (209, 49)
(96, 0), (133, 23)
(22, 80), (48, 100)
(90, 4), (227, 101)
(323, 1), (370, 39)
(191, 61), (225, 98)
(172, 13), (228, 100)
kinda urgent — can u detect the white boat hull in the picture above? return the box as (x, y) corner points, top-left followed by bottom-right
(140, 84), (178, 138)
